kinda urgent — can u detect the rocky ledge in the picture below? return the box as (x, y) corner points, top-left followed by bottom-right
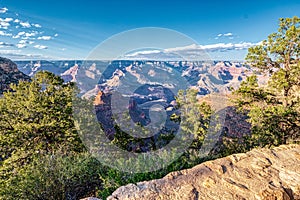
(107, 144), (300, 200)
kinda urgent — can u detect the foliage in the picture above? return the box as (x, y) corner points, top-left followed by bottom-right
(0, 71), (87, 199)
(0, 152), (104, 200)
(0, 71), (84, 162)
(0, 70), (216, 199)
(233, 17), (300, 148)
(175, 89), (213, 149)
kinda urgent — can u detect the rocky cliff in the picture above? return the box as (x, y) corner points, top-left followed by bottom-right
(107, 144), (300, 200)
(0, 57), (30, 94)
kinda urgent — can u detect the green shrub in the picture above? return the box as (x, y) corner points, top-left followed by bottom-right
(0, 152), (104, 200)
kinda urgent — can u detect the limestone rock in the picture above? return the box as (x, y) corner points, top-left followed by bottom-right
(108, 144), (300, 200)
(80, 198), (101, 200)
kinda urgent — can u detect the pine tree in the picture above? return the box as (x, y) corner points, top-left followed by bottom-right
(0, 71), (84, 163)
(234, 17), (300, 147)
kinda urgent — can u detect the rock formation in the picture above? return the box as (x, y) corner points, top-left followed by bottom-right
(94, 91), (105, 105)
(108, 144), (300, 200)
(0, 57), (30, 94)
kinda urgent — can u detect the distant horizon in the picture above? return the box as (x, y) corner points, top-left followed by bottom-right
(11, 58), (246, 62)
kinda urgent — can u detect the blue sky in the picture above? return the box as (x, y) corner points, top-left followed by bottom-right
(0, 0), (299, 60)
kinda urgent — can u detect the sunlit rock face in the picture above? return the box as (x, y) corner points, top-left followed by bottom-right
(108, 144), (300, 200)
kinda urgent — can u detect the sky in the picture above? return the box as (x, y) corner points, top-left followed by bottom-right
(0, 0), (299, 61)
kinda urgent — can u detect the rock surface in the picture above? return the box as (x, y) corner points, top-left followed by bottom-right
(0, 57), (30, 94)
(108, 144), (300, 200)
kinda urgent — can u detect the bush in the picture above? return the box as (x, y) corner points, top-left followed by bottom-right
(0, 152), (104, 200)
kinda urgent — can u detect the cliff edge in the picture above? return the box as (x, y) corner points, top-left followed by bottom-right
(107, 144), (300, 200)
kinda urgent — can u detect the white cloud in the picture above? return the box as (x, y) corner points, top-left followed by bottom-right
(14, 19), (20, 23)
(122, 42), (260, 60)
(25, 32), (37, 37)
(168, 42), (261, 52)
(0, 49), (50, 60)
(195, 42), (258, 51)
(18, 40), (27, 44)
(0, 18), (13, 22)
(34, 45), (48, 49)
(122, 49), (182, 60)
(13, 31), (25, 38)
(21, 36), (30, 40)
(17, 39), (34, 45)
(0, 21), (10, 29)
(223, 32), (233, 37)
(16, 43), (27, 49)
(20, 21), (31, 28)
(0, 42), (14, 47)
(18, 31), (26, 35)
(12, 31), (37, 39)
(0, 50), (21, 54)
(54, 33), (58, 37)
(215, 32), (234, 39)
(0, 30), (12, 36)
(125, 50), (161, 57)
(0, 7), (8, 14)
(37, 36), (52, 40)
(32, 23), (41, 28)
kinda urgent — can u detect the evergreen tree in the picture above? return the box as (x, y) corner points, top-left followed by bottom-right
(0, 71), (84, 163)
(234, 17), (300, 147)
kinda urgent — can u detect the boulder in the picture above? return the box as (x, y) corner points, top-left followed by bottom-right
(108, 144), (300, 200)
